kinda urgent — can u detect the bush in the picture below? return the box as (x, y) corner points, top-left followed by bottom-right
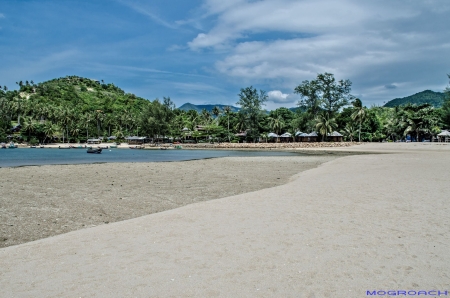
(29, 137), (39, 145)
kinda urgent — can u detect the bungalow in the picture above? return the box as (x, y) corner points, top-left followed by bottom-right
(87, 138), (102, 144)
(327, 131), (343, 142)
(125, 136), (147, 145)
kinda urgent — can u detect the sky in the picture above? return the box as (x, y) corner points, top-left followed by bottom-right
(1, 0), (449, 110)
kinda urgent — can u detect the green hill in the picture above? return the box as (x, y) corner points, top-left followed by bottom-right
(21, 76), (149, 114)
(384, 90), (445, 108)
(178, 103), (240, 113)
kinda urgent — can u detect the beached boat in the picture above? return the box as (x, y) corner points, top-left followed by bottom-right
(30, 145), (37, 148)
(8, 142), (16, 149)
(98, 145), (109, 149)
(109, 145), (117, 148)
(129, 146), (144, 149)
(58, 146), (71, 149)
(87, 148), (102, 154)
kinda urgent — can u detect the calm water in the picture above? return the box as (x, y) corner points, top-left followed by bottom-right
(0, 148), (301, 167)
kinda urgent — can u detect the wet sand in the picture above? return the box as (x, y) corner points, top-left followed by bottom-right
(0, 155), (336, 248)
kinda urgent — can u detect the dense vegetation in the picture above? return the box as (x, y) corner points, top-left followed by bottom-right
(0, 74), (449, 144)
(384, 90), (445, 108)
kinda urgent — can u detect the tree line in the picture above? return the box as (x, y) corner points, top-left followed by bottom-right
(1, 74), (449, 144)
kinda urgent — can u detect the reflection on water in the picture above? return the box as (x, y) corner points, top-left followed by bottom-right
(0, 148), (301, 167)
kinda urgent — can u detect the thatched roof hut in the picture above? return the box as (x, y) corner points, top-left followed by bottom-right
(327, 131), (343, 142)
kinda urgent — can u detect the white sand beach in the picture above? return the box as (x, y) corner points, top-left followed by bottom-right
(0, 143), (449, 297)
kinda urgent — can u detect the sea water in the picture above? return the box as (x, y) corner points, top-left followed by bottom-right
(0, 148), (301, 167)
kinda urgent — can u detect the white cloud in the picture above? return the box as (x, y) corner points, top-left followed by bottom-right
(267, 90), (293, 104)
(188, 0), (450, 105)
(0, 13), (5, 18)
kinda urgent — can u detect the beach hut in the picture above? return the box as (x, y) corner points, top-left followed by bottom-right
(87, 138), (102, 144)
(307, 132), (319, 142)
(294, 131), (303, 142)
(125, 136), (147, 145)
(235, 131), (247, 142)
(279, 132), (293, 142)
(437, 130), (450, 142)
(267, 132), (279, 143)
(327, 131), (343, 142)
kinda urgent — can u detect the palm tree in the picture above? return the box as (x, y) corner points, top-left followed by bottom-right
(22, 116), (37, 142)
(212, 106), (220, 124)
(351, 98), (366, 142)
(341, 123), (357, 142)
(315, 113), (337, 141)
(268, 114), (285, 135)
(43, 122), (57, 144)
(222, 106), (232, 142)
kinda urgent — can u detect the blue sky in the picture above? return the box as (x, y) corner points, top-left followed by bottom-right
(1, 0), (449, 110)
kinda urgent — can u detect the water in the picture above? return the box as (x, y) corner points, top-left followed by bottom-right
(0, 148), (301, 167)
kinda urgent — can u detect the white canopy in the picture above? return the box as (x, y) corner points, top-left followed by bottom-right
(437, 130), (450, 137)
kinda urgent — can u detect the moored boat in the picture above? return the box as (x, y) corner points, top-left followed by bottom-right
(98, 145), (109, 149)
(1, 143), (6, 149)
(87, 148), (102, 154)
(8, 142), (16, 149)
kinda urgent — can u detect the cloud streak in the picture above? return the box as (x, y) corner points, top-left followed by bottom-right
(116, 0), (178, 29)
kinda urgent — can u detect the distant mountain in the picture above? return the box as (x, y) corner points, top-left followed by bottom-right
(384, 90), (445, 108)
(178, 103), (240, 113)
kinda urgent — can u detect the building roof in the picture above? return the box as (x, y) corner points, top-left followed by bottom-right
(268, 133), (279, 138)
(308, 132), (318, 137)
(125, 136), (147, 140)
(295, 131), (303, 136)
(280, 132), (292, 137)
(327, 131), (343, 137)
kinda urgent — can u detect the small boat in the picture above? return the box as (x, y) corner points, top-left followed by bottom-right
(39, 145), (44, 148)
(1, 143), (6, 149)
(30, 145), (37, 148)
(59, 146), (71, 149)
(129, 146), (143, 149)
(109, 145), (117, 148)
(98, 145), (109, 149)
(160, 147), (167, 150)
(87, 148), (102, 154)
(175, 145), (183, 149)
(8, 142), (16, 149)
(70, 145), (84, 149)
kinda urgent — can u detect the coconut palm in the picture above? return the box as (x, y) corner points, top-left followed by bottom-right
(315, 113), (337, 141)
(341, 123), (357, 142)
(22, 116), (37, 142)
(351, 98), (366, 142)
(222, 106), (232, 142)
(43, 122), (57, 144)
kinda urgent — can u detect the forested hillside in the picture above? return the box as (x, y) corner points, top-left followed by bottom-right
(384, 90), (445, 108)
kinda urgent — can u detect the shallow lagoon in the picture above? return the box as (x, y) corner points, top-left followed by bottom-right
(0, 148), (301, 167)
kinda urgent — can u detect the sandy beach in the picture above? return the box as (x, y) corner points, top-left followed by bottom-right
(1, 143), (449, 297)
